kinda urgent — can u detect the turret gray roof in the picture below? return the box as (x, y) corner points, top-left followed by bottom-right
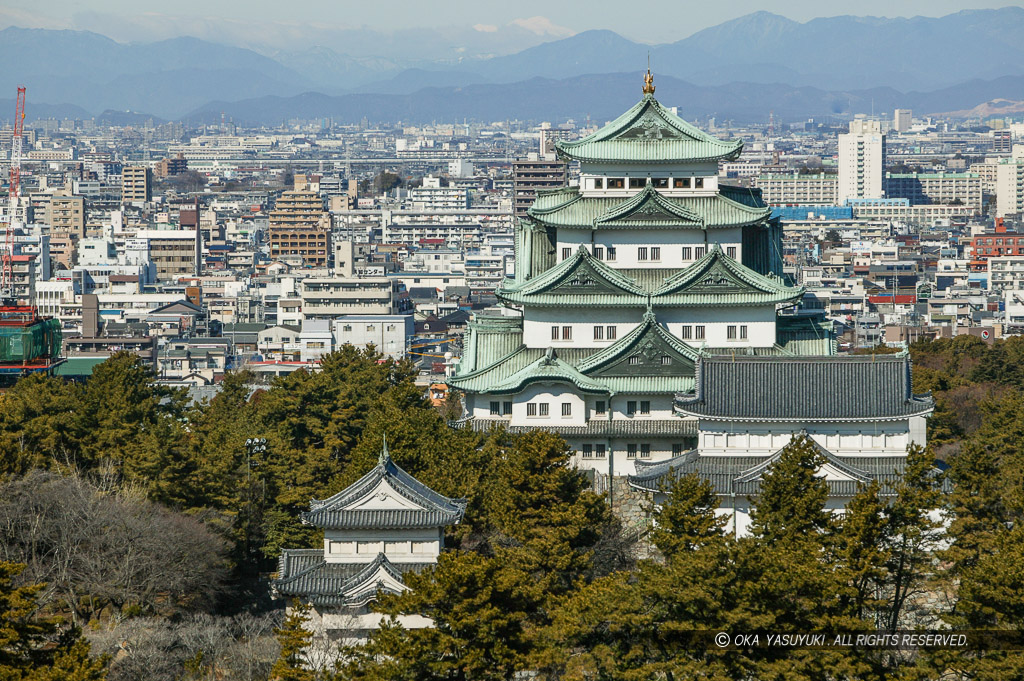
(676, 354), (934, 422)
(302, 444), (467, 530)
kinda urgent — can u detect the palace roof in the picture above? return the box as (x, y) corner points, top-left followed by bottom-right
(302, 443), (467, 530)
(556, 93), (743, 165)
(676, 354), (935, 422)
(527, 184), (770, 229)
(627, 442), (927, 498)
(273, 549), (433, 608)
(497, 244), (802, 308)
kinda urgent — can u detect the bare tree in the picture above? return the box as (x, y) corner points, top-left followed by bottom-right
(0, 471), (229, 624)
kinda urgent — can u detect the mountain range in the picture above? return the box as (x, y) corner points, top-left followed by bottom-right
(4, 8), (1024, 124)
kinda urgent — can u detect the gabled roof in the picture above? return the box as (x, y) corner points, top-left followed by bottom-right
(575, 309), (700, 378)
(469, 346), (610, 395)
(676, 353), (935, 422)
(593, 183), (704, 228)
(272, 549), (434, 608)
(498, 246), (648, 306)
(656, 244), (803, 306)
(527, 187), (770, 230)
(497, 244), (801, 308)
(627, 447), (924, 498)
(302, 441), (467, 530)
(556, 94), (743, 164)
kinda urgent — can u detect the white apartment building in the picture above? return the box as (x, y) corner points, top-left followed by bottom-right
(754, 173), (839, 205)
(838, 119), (885, 203)
(996, 158), (1024, 218)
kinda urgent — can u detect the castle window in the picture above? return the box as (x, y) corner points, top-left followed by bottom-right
(653, 178), (669, 188)
(640, 401), (651, 415)
(638, 247), (649, 261)
(539, 403), (549, 416)
(607, 178), (625, 189)
(727, 246), (737, 258)
(595, 444), (607, 458)
(503, 401), (513, 415)
(695, 325), (706, 340)
(606, 246), (617, 261)
(661, 356), (672, 365)
(740, 325), (748, 339)
(527, 403), (537, 416)
(629, 356), (641, 365)
(607, 326), (617, 340)
(629, 178), (644, 189)
(680, 325), (692, 339)
(640, 444), (651, 458)
(562, 403), (572, 417)
(674, 177), (691, 189)
(582, 444), (593, 458)
(651, 247), (661, 261)
(595, 400), (606, 415)
(682, 246), (692, 260)
(593, 246), (604, 260)
(593, 325), (604, 340)
(695, 177), (705, 188)
(627, 444), (638, 458)
(490, 401), (500, 415)
(592, 177), (605, 189)
(627, 401), (637, 416)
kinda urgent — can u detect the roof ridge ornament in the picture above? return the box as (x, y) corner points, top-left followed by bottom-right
(642, 56), (655, 96)
(379, 433), (390, 465)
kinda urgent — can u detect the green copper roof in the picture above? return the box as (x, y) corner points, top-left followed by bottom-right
(497, 244), (803, 308)
(556, 94), (743, 164)
(576, 310), (700, 376)
(593, 183), (704, 227)
(527, 186), (770, 229)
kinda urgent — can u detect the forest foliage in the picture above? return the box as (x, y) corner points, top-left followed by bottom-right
(0, 335), (1023, 679)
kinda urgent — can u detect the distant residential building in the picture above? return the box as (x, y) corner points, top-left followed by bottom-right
(838, 119), (885, 203)
(47, 193), (85, 239)
(300, 276), (411, 320)
(268, 179), (332, 267)
(893, 108), (912, 133)
(121, 165), (152, 204)
(883, 172), (982, 211)
(154, 153), (188, 178)
(408, 177), (469, 210)
(512, 157), (567, 218)
(133, 229), (201, 279)
(996, 158), (1024, 218)
(332, 314), (414, 358)
(754, 173), (839, 206)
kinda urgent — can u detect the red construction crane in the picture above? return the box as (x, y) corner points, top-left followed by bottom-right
(1, 86), (25, 303)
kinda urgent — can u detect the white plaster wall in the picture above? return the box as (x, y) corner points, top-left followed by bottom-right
(521, 305), (777, 349)
(323, 528), (442, 564)
(508, 383), (588, 427)
(555, 227), (744, 269)
(696, 421), (914, 458)
(523, 306), (642, 348)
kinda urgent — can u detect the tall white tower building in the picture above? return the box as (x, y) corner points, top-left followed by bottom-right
(838, 119), (885, 203)
(893, 109), (912, 133)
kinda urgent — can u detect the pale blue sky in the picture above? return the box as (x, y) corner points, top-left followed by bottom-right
(8, 1), (1024, 46)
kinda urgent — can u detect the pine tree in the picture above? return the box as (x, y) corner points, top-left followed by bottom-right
(650, 472), (728, 557)
(748, 435), (832, 545)
(270, 601), (314, 681)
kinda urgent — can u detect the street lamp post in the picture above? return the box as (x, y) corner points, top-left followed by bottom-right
(243, 437), (267, 560)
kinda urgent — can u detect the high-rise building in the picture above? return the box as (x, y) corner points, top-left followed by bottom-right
(47, 193), (85, 239)
(996, 158), (1024, 218)
(154, 153), (188, 178)
(512, 157), (567, 219)
(838, 119), (885, 203)
(121, 165), (152, 204)
(893, 108), (912, 133)
(268, 177), (332, 267)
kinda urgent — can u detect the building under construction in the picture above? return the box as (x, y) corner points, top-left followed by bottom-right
(0, 306), (63, 386)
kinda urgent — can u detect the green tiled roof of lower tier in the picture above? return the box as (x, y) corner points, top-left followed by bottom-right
(528, 188), (770, 229)
(447, 344), (696, 395)
(462, 417), (698, 438)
